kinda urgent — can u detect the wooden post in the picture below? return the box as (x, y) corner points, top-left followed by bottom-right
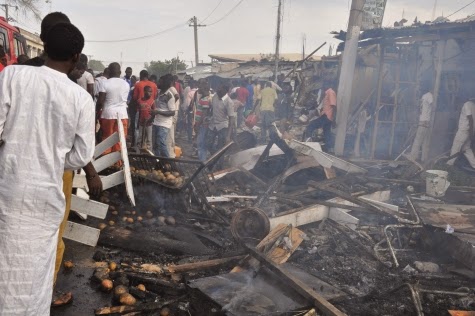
(422, 40), (446, 161)
(274, 0), (282, 78)
(334, 0), (366, 155)
(388, 47), (402, 156)
(370, 45), (386, 158)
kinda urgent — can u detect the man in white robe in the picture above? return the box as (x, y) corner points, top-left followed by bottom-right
(0, 23), (94, 315)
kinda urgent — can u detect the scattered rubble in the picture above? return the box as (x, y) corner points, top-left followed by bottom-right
(53, 127), (475, 316)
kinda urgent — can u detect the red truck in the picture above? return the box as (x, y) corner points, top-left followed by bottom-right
(0, 16), (27, 65)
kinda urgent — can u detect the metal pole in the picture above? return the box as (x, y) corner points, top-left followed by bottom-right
(193, 16), (199, 67)
(334, 0), (365, 155)
(5, 4), (9, 21)
(274, 0), (282, 78)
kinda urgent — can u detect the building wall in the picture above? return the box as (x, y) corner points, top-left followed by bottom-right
(18, 28), (42, 58)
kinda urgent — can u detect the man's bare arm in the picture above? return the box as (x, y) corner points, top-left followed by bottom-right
(83, 162), (102, 197)
(87, 83), (94, 99)
(96, 92), (106, 113)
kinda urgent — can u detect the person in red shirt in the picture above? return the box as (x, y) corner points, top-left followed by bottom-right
(130, 70), (158, 146)
(303, 82), (337, 149)
(236, 81), (250, 127)
(137, 85), (155, 149)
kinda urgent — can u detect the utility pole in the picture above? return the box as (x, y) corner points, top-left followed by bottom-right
(274, 0), (282, 78)
(189, 17), (205, 67)
(1, 3), (17, 21)
(431, 0), (438, 21)
(334, 0), (365, 156)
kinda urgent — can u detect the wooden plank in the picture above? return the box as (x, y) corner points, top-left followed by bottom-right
(94, 132), (120, 158)
(231, 224), (304, 273)
(101, 170), (125, 191)
(246, 245), (346, 316)
(359, 197), (399, 213)
(207, 195), (258, 203)
(73, 188), (90, 220)
(167, 256), (244, 274)
(117, 117), (136, 206)
(328, 208), (359, 230)
(269, 204), (329, 229)
(72, 174), (88, 190)
(93, 151), (122, 173)
(70, 195), (108, 219)
(63, 221), (100, 247)
(270, 191), (389, 230)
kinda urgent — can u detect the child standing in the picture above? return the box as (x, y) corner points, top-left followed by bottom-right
(138, 85), (155, 149)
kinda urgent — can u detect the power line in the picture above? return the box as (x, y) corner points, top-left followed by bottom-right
(206, 0), (246, 26)
(446, 0), (475, 18)
(86, 22), (188, 43)
(200, 0), (224, 23)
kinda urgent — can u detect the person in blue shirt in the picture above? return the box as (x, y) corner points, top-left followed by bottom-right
(123, 66), (133, 86)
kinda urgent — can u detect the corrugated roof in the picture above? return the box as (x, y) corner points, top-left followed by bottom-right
(214, 64), (294, 79)
(209, 53), (321, 63)
(359, 19), (475, 41)
(178, 65), (215, 80)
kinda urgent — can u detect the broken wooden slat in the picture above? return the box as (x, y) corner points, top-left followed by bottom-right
(74, 187), (90, 220)
(72, 174), (88, 190)
(117, 117), (136, 206)
(63, 221), (100, 246)
(245, 245), (346, 316)
(207, 195), (258, 203)
(167, 255), (245, 274)
(70, 195), (108, 219)
(94, 132), (120, 158)
(231, 224), (304, 273)
(328, 208), (359, 230)
(93, 151), (122, 173)
(101, 170), (125, 191)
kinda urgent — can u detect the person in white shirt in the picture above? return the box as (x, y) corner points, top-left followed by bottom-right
(151, 74), (176, 157)
(184, 80), (198, 142)
(409, 86), (434, 161)
(447, 100), (475, 168)
(0, 23), (95, 316)
(167, 78), (180, 158)
(94, 67), (110, 99)
(96, 62), (130, 157)
(77, 54), (94, 98)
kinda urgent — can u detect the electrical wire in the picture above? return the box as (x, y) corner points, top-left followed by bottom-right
(446, 0), (475, 18)
(206, 0), (246, 26)
(200, 0), (224, 23)
(85, 21), (188, 43)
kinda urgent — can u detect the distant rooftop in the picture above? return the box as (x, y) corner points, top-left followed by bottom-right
(208, 53), (321, 63)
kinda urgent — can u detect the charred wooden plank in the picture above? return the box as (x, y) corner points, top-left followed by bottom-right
(98, 227), (214, 256)
(168, 255), (245, 274)
(245, 245), (347, 316)
(125, 272), (186, 296)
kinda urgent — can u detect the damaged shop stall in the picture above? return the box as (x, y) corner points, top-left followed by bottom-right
(335, 19), (475, 161)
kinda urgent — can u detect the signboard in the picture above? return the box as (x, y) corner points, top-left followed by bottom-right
(362, 0), (387, 30)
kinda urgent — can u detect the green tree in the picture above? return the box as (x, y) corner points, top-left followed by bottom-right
(144, 58), (187, 77)
(89, 59), (106, 71)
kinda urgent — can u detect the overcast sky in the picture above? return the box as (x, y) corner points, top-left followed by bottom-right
(8, 0), (475, 72)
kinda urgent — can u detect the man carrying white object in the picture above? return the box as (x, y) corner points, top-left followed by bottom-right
(0, 23), (95, 315)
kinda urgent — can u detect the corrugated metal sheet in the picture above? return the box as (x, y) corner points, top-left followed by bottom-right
(215, 65), (294, 79)
(209, 53), (321, 63)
